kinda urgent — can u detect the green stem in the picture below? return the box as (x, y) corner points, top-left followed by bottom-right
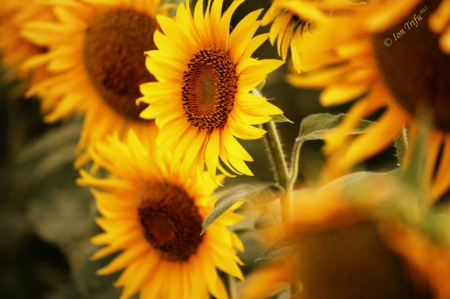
(254, 88), (297, 295)
(253, 89), (291, 222)
(264, 121), (290, 187)
(288, 137), (304, 191)
(227, 274), (237, 299)
(394, 126), (408, 166)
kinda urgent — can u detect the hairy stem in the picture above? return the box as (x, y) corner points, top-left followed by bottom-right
(394, 126), (408, 166)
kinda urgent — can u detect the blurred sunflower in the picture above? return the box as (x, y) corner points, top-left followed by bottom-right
(77, 124), (245, 299)
(0, 0), (54, 88)
(261, 0), (325, 73)
(20, 0), (165, 167)
(240, 172), (446, 299)
(138, 0), (284, 182)
(286, 0), (450, 200)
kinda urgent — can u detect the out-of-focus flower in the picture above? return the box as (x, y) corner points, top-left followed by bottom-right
(138, 0), (284, 183)
(77, 124), (245, 299)
(241, 172), (450, 299)
(20, 0), (165, 167)
(286, 0), (450, 200)
(0, 0), (55, 88)
(261, 0), (325, 73)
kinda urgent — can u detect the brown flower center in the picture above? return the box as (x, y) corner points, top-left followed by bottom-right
(83, 8), (158, 121)
(372, 0), (450, 132)
(138, 181), (203, 261)
(297, 221), (430, 299)
(182, 47), (237, 132)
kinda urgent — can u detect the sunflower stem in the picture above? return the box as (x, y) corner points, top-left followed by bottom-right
(254, 89), (296, 296)
(288, 137), (303, 192)
(394, 126), (408, 166)
(227, 274), (237, 299)
(265, 121), (290, 186)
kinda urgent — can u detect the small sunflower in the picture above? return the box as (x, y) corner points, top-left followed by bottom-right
(0, 0), (54, 86)
(286, 0), (450, 201)
(138, 0), (284, 182)
(20, 0), (165, 167)
(261, 0), (325, 73)
(77, 124), (245, 299)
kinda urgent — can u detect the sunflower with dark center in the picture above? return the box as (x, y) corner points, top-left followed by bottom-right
(20, 0), (163, 168)
(284, 0), (450, 201)
(240, 172), (447, 299)
(77, 123), (245, 299)
(138, 0), (284, 183)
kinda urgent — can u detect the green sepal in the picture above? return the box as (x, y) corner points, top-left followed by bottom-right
(271, 114), (294, 123)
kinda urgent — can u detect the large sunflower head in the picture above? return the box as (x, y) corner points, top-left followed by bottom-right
(0, 0), (55, 87)
(241, 172), (448, 299)
(138, 0), (284, 183)
(20, 0), (165, 167)
(286, 0), (450, 200)
(77, 124), (245, 299)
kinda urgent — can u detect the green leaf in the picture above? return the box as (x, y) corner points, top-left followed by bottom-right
(271, 114), (294, 123)
(297, 113), (373, 142)
(201, 184), (284, 234)
(255, 235), (296, 261)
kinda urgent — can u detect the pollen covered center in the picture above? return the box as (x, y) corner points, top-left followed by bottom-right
(372, 0), (450, 132)
(138, 181), (204, 261)
(182, 47), (237, 132)
(83, 8), (158, 121)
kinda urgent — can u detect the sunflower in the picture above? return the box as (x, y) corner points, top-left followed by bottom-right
(0, 0), (54, 87)
(261, 0), (325, 73)
(286, 0), (450, 201)
(241, 172), (443, 299)
(77, 124), (245, 299)
(20, 0), (165, 167)
(138, 0), (284, 183)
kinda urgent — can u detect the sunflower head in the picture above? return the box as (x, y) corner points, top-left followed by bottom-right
(77, 124), (245, 299)
(138, 0), (284, 183)
(241, 171), (443, 299)
(181, 46), (237, 133)
(83, 6), (160, 121)
(284, 0), (450, 199)
(19, 0), (166, 168)
(137, 180), (204, 261)
(371, 0), (450, 132)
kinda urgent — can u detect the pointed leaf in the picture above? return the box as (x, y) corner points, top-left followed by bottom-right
(201, 184), (284, 234)
(298, 113), (373, 142)
(256, 234), (296, 261)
